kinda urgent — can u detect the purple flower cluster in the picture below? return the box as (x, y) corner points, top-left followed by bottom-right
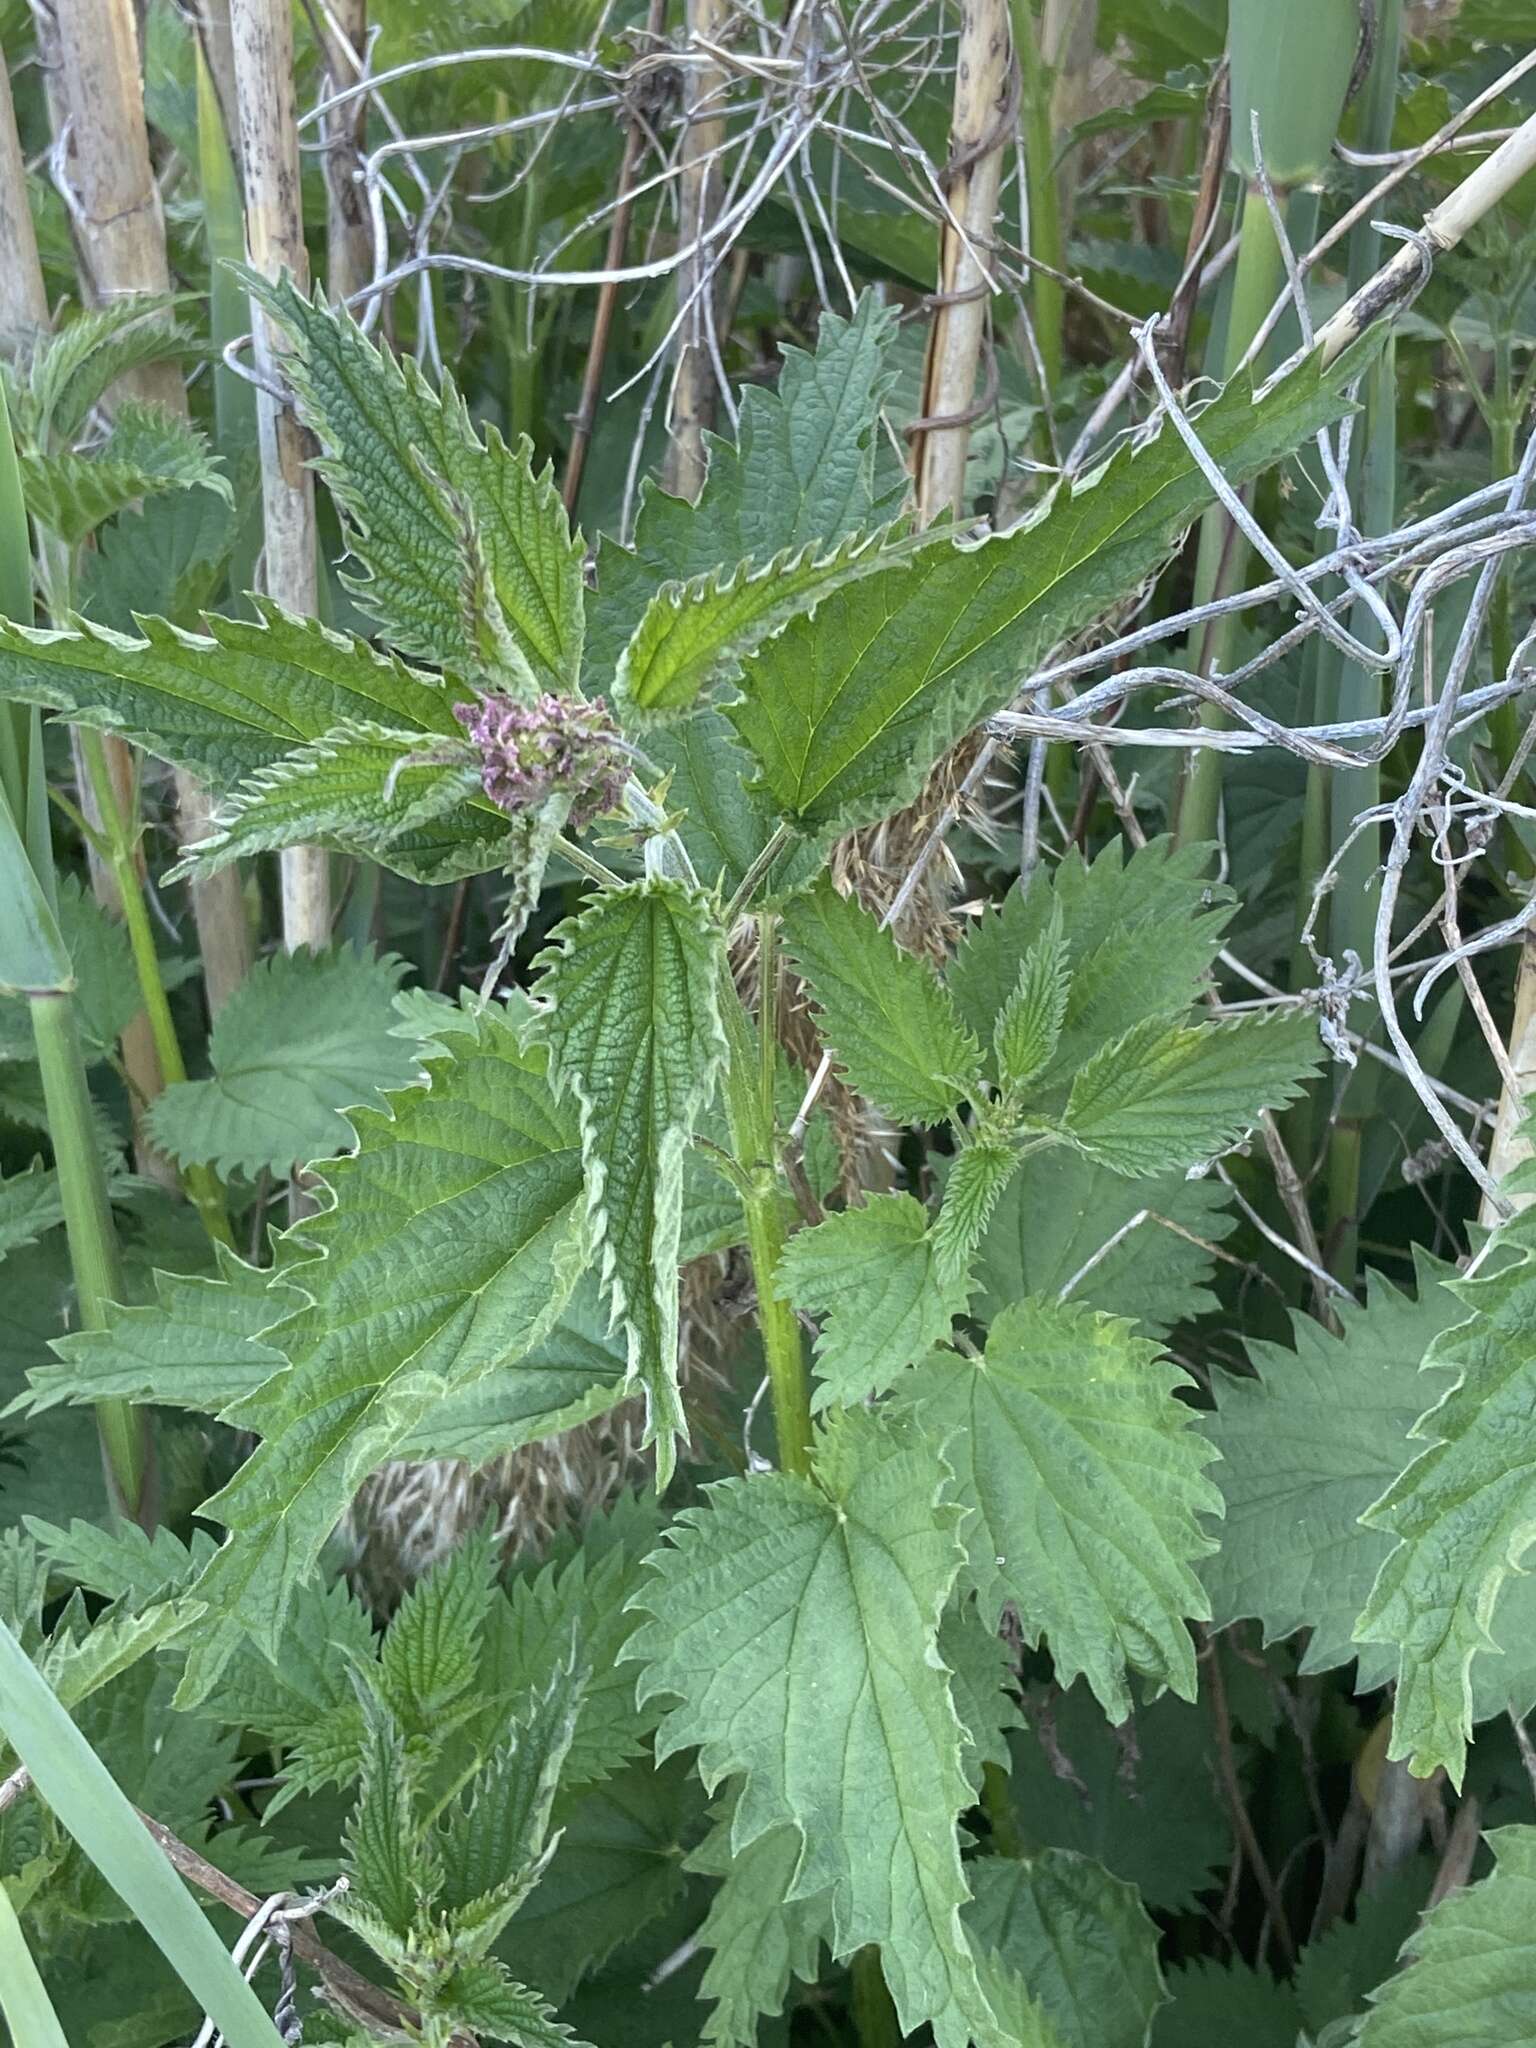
(453, 691), (628, 829)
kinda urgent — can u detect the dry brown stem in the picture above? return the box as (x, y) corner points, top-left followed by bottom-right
(663, 0), (730, 501)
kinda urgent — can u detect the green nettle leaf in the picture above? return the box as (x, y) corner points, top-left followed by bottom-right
(0, 875), (143, 1061)
(1355, 1825), (1536, 2044)
(972, 1150), (1234, 1338)
(19, 399), (230, 548)
(777, 1192), (971, 1409)
(949, 839), (1233, 1086)
(995, 900), (1070, 1094)
(78, 485), (236, 633)
(17, 299), (200, 444)
(1007, 1684), (1230, 1913)
(0, 1160), (68, 1262)
(931, 1141), (1021, 1286)
(688, 1813), (832, 2048)
(1355, 1205), (1536, 1782)
(146, 945), (428, 1178)
(939, 1598), (1025, 1793)
(246, 271), (584, 684)
(616, 523), (905, 724)
(0, 600), (461, 790)
(628, 1407), (1006, 2048)
(783, 875), (983, 1125)
(12, 1243), (293, 1418)
(508, 1753), (702, 2002)
(1201, 1255), (1469, 1687)
(1062, 1013), (1320, 1175)
(1152, 1958), (1304, 2048)
(896, 1297), (1221, 1719)
(533, 880), (729, 1483)
(174, 1008), (593, 1705)
(435, 1964), (592, 2048)
(585, 292), (902, 684)
(726, 342), (1373, 840)
(643, 710), (821, 902)
(171, 720), (500, 887)
(963, 1852), (1167, 2048)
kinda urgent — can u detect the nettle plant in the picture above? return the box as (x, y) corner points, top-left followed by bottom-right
(3, 288), (1535, 2047)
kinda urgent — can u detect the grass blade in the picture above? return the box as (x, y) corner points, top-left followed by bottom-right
(0, 1616), (285, 2048)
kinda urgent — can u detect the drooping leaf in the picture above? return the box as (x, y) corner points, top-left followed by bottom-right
(687, 1811), (832, 2048)
(1355, 1825), (1536, 2044)
(1061, 1012), (1320, 1176)
(725, 343), (1373, 840)
(245, 272), (584, 684)
(0, 600), (461, 790)
(174, 1007), (590, 1705)
(777, 1192), (970, 1409)
(146, 946), (427, 1178)
(532, 880), (728, 1482)
(1355, 1201), (1536, 1783)
(897, 1298), (1219, 1718)
(629, 1407), (1006, 2048)
(585, 292), (902, 684)
(1202, 1254), (1468, 1687)
(783, 874), (983, 1125)
(963, 1852), (1167, 2048)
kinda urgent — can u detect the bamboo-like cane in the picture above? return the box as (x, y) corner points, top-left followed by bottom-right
(229, 0), (331, 950)
(48, 0), (254, 1022)
(911, 0), (1016, 523)
(315, 0), (371, 307)
(0, 37), (46, 352)
(663, 0), (729, 502)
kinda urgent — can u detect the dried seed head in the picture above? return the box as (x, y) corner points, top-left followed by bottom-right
(454, 691), (628, 828)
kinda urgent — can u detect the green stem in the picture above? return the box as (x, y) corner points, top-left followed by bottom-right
(1314, 0), (1401, 1282)
(77, 730), (234, 1250)
(29, 991), (155, 1527)
(1173, 183), (1286, 854)
(757, 911), (779, 1140)
(850, 1949), (901, 2048)
(982, 1759), (1023, 1857)
(718, 960), (813, 1477)
(1012, 0), (1063, 394)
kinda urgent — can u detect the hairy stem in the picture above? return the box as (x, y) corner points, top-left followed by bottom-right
(29, 992), (156, 1528)
(77, 732), (234, 1250)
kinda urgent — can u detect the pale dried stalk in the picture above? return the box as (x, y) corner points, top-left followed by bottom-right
(913, 0), (1015, 521)
(49, 0), (254, 1021)
(1316, 104), (1536, 368)
(663, 0), (730, 502)
(230, 0), (331, 949)
(315, 0), (372, 305)
(1480, 939), (1536, 1222)
(0, 35), (47, 349)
